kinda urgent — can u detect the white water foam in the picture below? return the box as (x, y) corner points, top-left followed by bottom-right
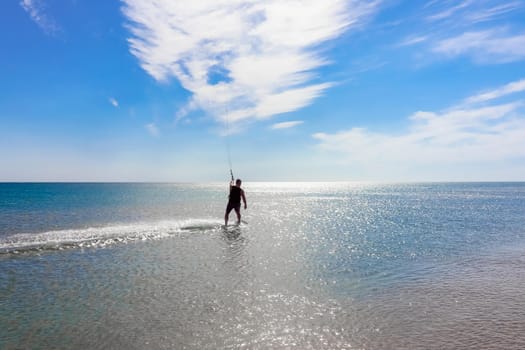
(0, 218), (223, 254)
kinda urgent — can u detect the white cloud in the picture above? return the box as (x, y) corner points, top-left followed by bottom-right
(122, 0), (379, 126)
(426, 0), (474, 21)
(145, 123), (160, 137)
(20, 0), (59, 35)
(313, 81), (525, 172)
(432, 29), (525, 64)
(465, 2), (523, 23)
(271, 120), (304, 130)
(424, 0), (522, 24)
(462, 78), (525, 105)
(398, 2), (525, 66)
(109, 97), (119, 108)
(397, 36), (428, 47)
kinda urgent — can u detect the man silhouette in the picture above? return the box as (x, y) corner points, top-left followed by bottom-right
(224, 178), (247, 226)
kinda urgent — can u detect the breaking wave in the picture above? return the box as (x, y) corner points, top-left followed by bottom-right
(0, 218), (223, 255)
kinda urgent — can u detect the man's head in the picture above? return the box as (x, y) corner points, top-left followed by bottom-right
(236, 179), (242, 186)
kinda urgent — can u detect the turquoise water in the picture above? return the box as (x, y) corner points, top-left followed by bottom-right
(1, 182), (525, 349)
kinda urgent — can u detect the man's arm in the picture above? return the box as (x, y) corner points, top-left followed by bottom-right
(241, 190), (247, 209)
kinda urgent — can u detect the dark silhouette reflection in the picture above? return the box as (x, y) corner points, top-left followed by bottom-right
(221, 225), (242, 241)
(219, 225), (249, 273)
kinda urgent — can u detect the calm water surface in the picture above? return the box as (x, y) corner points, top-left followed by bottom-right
(1, 182), (524, 349)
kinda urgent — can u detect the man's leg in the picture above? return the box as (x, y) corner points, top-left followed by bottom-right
(225, 205), (233, 226)
(234, 207), (241, 225)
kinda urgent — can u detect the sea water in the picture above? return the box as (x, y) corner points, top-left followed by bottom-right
(1, 182), (524, 349)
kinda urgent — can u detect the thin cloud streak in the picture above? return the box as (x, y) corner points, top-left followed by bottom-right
(424, 0), (523, 25)
(122, 0), (379, 126)
(425, 0), (473, 22)
(397, 36), (428, 47)
(432, 29), (525, 64)
(465, 2), (523, 23)
(20, 0), (60, 35)
(463, 78), (525, 105)
(271, 121), (304, 129)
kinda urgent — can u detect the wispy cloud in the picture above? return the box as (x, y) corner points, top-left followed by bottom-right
(432, 29), (525, 64)
(145, 123), (160, 137)
(465, 2), (523, 23)
(122, 0), (379, 126)
(271, 120), (304, 130)
(423, 0), (523, 25)
(313, 80), (525, 169)
(397, 36), (428, 47)
(425, 0), (474, 21)
(109, 97), (119, 108)
(20, 0), (60, 35)
(462, 78), (525, 105)
(397, 1), (525, 66)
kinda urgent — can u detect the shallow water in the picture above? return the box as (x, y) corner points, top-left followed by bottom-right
(1, 182), (525, 349)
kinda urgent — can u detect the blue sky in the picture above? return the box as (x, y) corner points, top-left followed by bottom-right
(2, 0), (525, 181)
